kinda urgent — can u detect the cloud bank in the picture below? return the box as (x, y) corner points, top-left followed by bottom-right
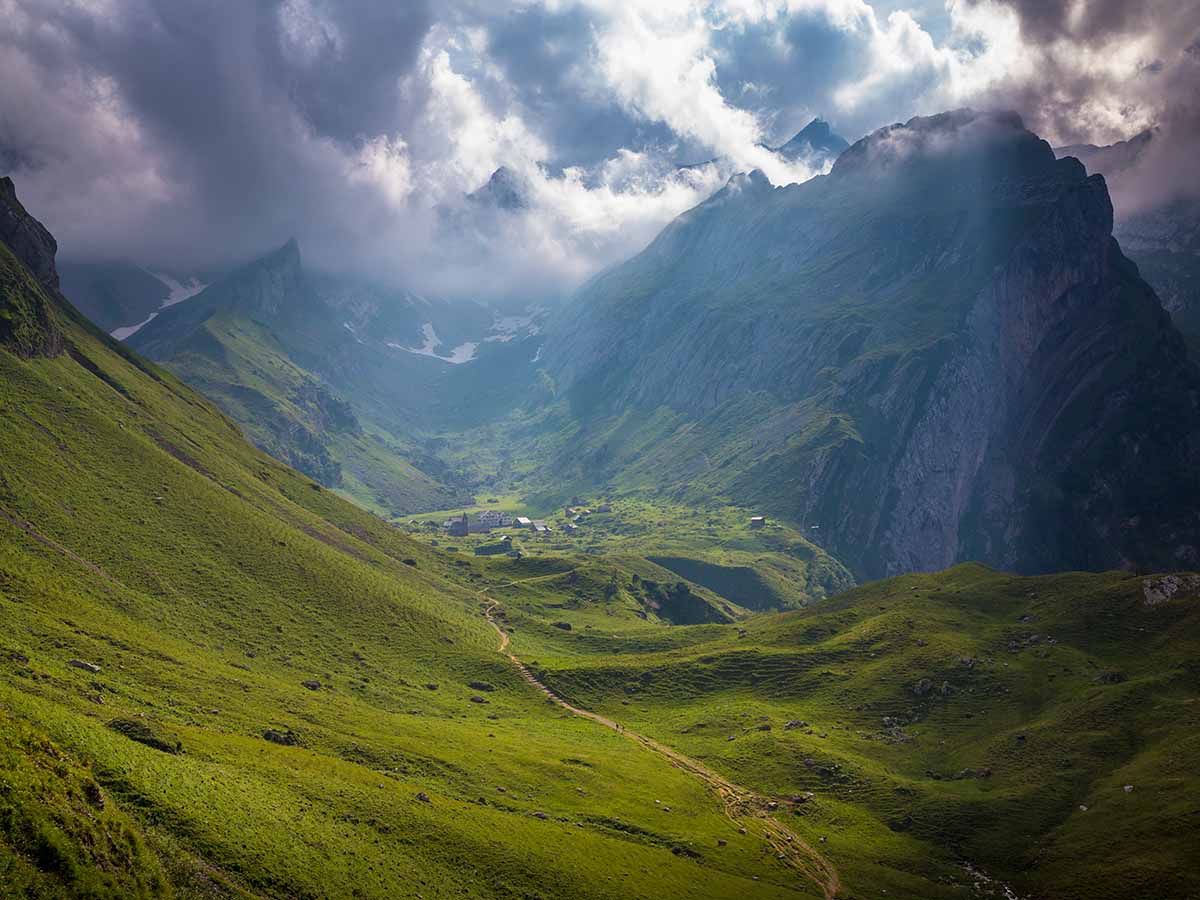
(1, 0), (1196, 300)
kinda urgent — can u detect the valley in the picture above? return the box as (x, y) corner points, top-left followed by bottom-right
(3, 103), (1200, 900)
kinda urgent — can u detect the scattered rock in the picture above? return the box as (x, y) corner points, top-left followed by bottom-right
(8, 651), (29, 665)
(67, 659), (101, 673)
(263, 728), (301, 747)
(301, 679), (321, 691)
(532, 811), (549, 820)
(912, 678), (934, 697)
(938, 681), (955, 697)
(83, 780), (104, 808)
(469, 695), (488, 704)
(402, 559), (417, 567)
(1142, 574), (1200, 607)
(468, 681), (496, 692)
(425, 683), (439, 690)
(416, 792), (431, 803)
(717, 839), (727, 847)
(1095, 671), (1126, 684)
(552, 621), (572, 631)
(1124, 784), (1134, 793)
(783, 720), (808, 730)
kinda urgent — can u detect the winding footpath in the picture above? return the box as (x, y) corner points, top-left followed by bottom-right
(482, 598), (841, 900)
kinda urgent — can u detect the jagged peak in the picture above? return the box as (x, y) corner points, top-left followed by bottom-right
(1, 175), (60, 292)
(0, 176), (65, 357)
(265, 237), (301, 266)
(774, 117), (850, 162)
(468, 166), (529, 211)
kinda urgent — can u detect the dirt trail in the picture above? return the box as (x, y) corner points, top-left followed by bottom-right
(482, 597), (840, 900)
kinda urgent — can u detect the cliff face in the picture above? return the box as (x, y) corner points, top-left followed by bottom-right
(1055, 131), (1200, 349)
(0, 177), (65, 357)
(547, 110), (1200, 578)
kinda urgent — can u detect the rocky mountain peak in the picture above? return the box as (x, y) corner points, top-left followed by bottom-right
(468, 166), (529, 211)
(0, 177), (65, 357)
(830, 109), (1056, 184)
(1, 175), (60, 292)
(774, 118), (850, 162)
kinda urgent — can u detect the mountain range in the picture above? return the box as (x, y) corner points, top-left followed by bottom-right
(68, 111), (1200, 586)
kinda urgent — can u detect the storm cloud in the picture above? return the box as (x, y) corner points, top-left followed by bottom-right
(1, 0), (1196, 300)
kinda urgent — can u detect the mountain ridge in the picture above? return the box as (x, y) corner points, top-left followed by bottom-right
(539, 109), (1200, 578)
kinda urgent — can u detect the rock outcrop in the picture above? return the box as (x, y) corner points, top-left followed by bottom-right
(1, 176), (60, 292)
(0, 177), (65, 357)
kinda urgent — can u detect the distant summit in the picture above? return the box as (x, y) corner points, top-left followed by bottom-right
(467, 166), (529, 211)
(771, 118), (850, 164)
(679, 118), (850, 173)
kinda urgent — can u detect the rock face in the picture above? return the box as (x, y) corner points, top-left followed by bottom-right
(546, 110), (1200, 579)
(1, 176), (60, 292)
(0, 177), (65, 357)
(1055, 130), (1200, 349)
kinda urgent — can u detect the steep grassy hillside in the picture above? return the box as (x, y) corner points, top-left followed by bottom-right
(127, 241), (477, 515)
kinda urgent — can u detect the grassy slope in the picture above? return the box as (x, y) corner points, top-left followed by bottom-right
(158, 309), (470, 515)
(515, 563), (1200, 900)
(0, 246), (827, 899)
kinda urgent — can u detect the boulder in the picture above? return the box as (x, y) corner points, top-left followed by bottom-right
(67, 659), (101, 673)
(263, 728), (301, 747)
(301, 679), (321, 691)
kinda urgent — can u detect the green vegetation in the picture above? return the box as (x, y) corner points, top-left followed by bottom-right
(511, 563), (1200, 900)
(399, 496), (851, 613)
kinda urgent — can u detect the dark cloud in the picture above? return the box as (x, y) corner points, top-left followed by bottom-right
(968, 0), (1200, 212)
(0, 0), (433, 271)
(0, 0), (1195, 301)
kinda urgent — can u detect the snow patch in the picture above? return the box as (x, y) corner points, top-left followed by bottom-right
(112, 271), (207, 340)
(388, 322), (478, 364)
(484, 313), (539, 343)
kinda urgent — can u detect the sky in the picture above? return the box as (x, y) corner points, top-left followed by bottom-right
(1, 0), (1197, 300)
